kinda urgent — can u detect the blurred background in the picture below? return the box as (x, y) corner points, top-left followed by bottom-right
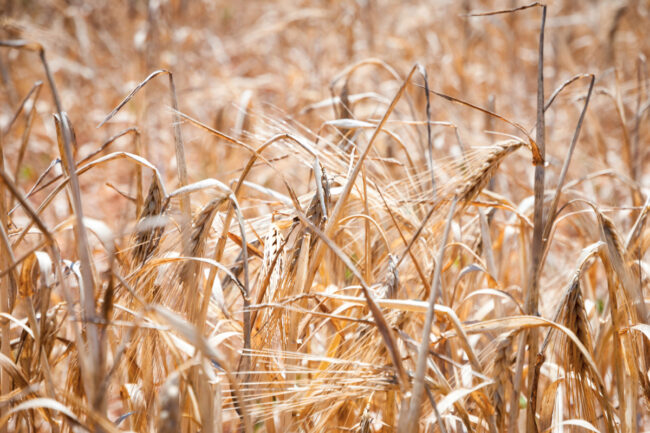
(3, 0), (650, 302)
(2, 1), (648, 197)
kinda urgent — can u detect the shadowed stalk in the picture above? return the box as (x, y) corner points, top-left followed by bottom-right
(505, 5), (546, 433)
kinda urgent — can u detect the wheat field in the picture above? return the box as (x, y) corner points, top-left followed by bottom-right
(0, 0), (649, 432)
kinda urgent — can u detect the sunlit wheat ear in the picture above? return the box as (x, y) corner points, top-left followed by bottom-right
(458, 141), (523, 205)
(287, 173), (330, 276)
(131, 179), (167, 266)
(176, 196), (226, 317)
(541, 271), (617, 433)
(597, 210), (650, 397)
(487, 334), (514, 433)
(261, 222), (285, 305)
(188, 197), (226, 259)
(555, 277), (597, 422)
(597, 211), (647, 322)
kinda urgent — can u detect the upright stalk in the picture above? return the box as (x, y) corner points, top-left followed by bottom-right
(509, 5), (547, 433)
